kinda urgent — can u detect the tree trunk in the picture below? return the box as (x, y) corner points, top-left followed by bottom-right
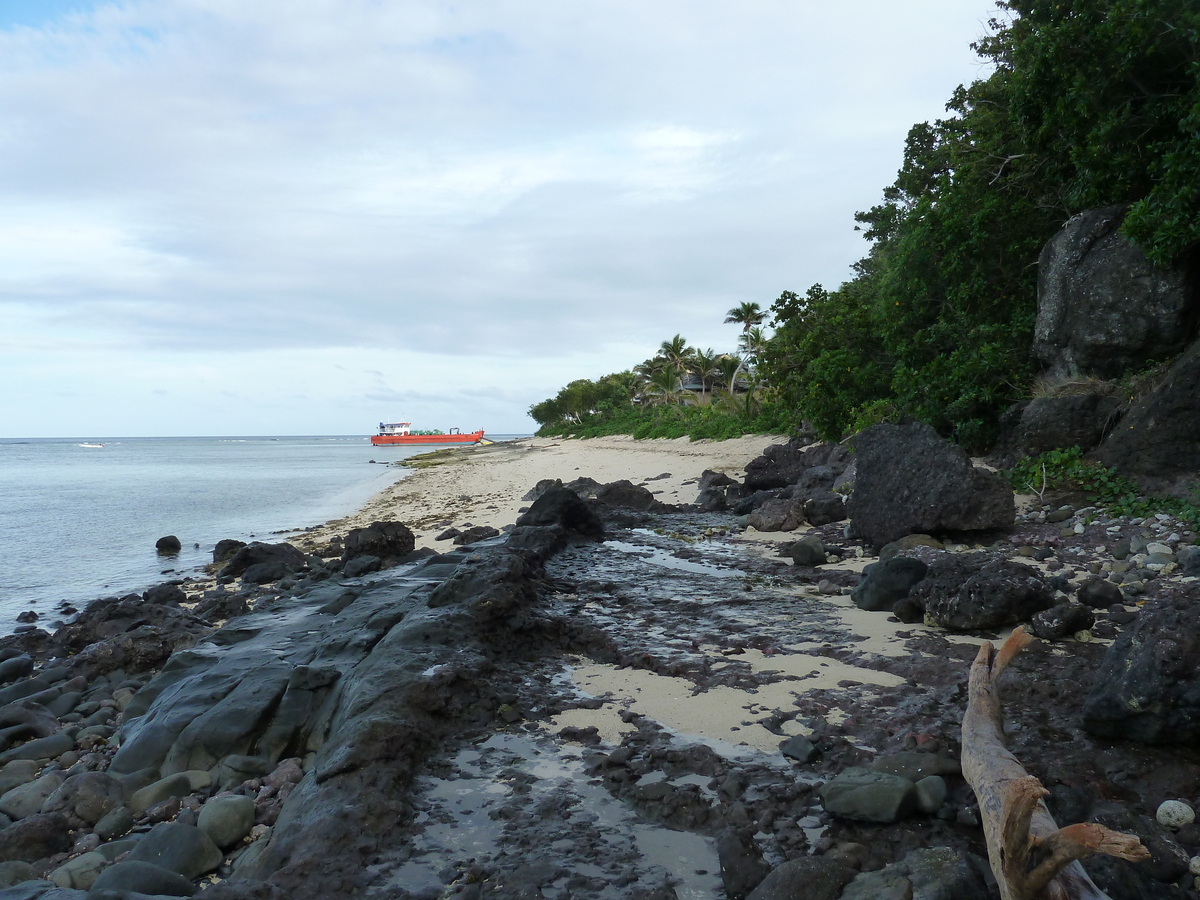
(961, 627), (1150, 900)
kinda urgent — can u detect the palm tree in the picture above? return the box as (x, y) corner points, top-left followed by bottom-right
(646, 368), (689, 407)
(715, 354), (742, 393)
(690, 348), (720, 395)
(724, 302), (766, 335)
(738, 325), (769, 365)
(658, 334), (695, 375)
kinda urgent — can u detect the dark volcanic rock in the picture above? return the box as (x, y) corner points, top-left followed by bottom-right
(746, 499), (804, 532)
(54, 596), (208, 658)
(219, 542), (306, 580)
(818, 768), (916, 823)
(1093, 338), (1200, 496)
(91, 858), (199, 896)
(699, 469), (737, 492)
(213, 539), (247, 564)
(908, 554), (1054, 632)
(802, 492), (846, 526)
(1029, 602), (1095, 641)
(155, 535), (182, 555)
(1077, 576), (1123, 609)
(694, 487), (729, 511)
(452, 525), (501, 545)
(1083, 596), (1200, 745)
(514, 486), (605, 542)
(743, 439), (833, 490)
(716, 828), (770, 899)
(192, 592), (250, 623)
(144, 583), (186, 606)
(851, 558), (928, 613)
(0, 812), (71, 862)
(782, 535), (825, 567)
(746, 856), (853, 900)
(988, 392), (1123, 466)
(595, 480), (657, 511)
(1034, 205), (1198, 379)
(846, 421), (1015, 548)
(342, 521), (416, 566)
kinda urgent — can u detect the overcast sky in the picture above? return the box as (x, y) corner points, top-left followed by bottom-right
(0, 0), (1002, 437)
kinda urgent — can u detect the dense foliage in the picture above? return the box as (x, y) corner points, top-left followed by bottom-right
(760, 0), (1200, 450)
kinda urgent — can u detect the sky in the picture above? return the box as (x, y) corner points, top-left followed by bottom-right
(0, 0), (1004, 437)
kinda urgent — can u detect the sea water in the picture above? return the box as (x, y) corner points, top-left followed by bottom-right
(0, 435), (525, 631)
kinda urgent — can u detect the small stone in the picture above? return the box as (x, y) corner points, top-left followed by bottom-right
(779, 736), (816, 764)
(1158, 800), (1195, 830)
(1189, 855), (1200, 877)
(914, 775), (947, 815)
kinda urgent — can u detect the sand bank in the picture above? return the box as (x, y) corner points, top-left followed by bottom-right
(295, 434), (787, 554)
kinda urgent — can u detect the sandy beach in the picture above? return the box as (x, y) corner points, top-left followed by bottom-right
(293, 434), (788, 555)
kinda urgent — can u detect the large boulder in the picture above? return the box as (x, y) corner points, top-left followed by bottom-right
(341, 521), (415, 567)
(745, 856), (854, 900)
(512, 486), (605, 542)
(745, 500), (805, 533)
(908, 553), (1054, 632)
(218, 542), (306, 580)
(988, 392), (1123, 466)
(846, 421), (1015, 548)
(1034, 205), (1198, 379)
(851, 558), (928, 613)
(744, 440), (833, 490)
(1093, 338), (1200, 496)
(1083, 596), (1200, 745)
(595, 480), (657, 511)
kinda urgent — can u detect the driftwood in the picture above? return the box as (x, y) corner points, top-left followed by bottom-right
(962, 627), (1150, 900)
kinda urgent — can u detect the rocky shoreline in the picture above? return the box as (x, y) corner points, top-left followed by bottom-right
(0, 432), (1197, 899)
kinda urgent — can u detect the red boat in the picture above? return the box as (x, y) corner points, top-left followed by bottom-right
(370, 422), (485, 446)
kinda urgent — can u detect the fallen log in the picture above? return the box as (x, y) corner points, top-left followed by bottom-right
(962, 627), (1150, 900)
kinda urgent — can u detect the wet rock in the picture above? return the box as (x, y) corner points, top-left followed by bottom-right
(817, 768), (917, 823)
(909, 553), (1054, 632)
(1095, 338), (1200, 497)
(1083, 596), (1200, 744)
(219, 542), (305, 581)
(746, 500), (805, 533)
(851, 558), (928, 613)
(745, 856), (854, 900)
(782, 536), (825, 567)
(41, 772), (124, 826)
(0, 657), (33, 687)
(846, 421), (1015, 548)
(90, 859), (198, 896)
(1030, 602), (1095, 641)
(93, 805), (133, 842)
(342, 521), (416, 567)
(452, 525), (501, 545)
(342, 555), (381, 579)
(716, 828), (770, 899)
(802, 492), (846, 526)
(127, 821), (222, 879)
(595, 480), (658, 511)
(1035, 204), (1197, 379)
(0, 812), (72, 862)
(779, 736), (816, 763)
(213, 539), (247, 564)
(156, 536), (182, 555)
(192, 593), (250, 623)
(49, 851), (107, 890)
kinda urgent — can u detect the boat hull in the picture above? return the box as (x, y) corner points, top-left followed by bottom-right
(370, 431), (484, 446)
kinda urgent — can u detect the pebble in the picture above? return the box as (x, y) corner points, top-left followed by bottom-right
(1157, 800), (1195, 830)
(1190, 856), (1200, 877)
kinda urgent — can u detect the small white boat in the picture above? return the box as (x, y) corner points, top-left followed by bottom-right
(78, 443), (104, 448)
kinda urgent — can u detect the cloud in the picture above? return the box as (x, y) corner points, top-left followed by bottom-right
(0, 0), (1001, 435)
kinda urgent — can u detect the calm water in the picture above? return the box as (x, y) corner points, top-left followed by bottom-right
(0, 435), (525, 630)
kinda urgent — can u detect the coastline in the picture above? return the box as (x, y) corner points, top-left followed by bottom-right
(290, 434), (788, 556)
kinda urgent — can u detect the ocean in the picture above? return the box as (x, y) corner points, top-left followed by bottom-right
(0, 435), (526, 633)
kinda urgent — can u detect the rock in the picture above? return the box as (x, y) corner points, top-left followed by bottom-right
(1030, 602), (1095, 641)
(127, 822), (222, 878)
(155, 535), (182, 555)
(1083, 596), (1200, 744)
(802, 493), (846, 526)
(0, 657), (33, 687)
(197, 794), (255, 849)
(513, 487), (605, 542)
(562, 476), (604, 499)
(0, 861), (35, 888)
(41, 772), (124, 826)
(521, 479), (560, 502)
(341, 521), (416, 566)
(846, 421), (1015, 548)
(909, 553), (1054, 632)
(1157, 800), (1195, 830)
(743, 440), (832, 490)
(241, 561), (292, 584)
(841, 846), (989, 900)
(90, 859), (197, 896)
(746, 500), (805, 532)
(869, 752), (960, 782)
(595, 480), (657, 511)
(699, 470), (737, 492)
(191, 593), (250, 624)
(143, 583), (186, 606)
(212, 539), (247, 564)
(878, 534), (944, 560)
(1077, 576), (1123, 609)
(93, 805), (133, 841)
(452, 525), (500, 546)
(1034, 205), (1197, 379)
(851, 558), (928, 613)
(817, 768), (917, 823)
(0, 812), (72, 862)
(218, 542), (306, 580)
(1178, 545), (1200, 576)
(744, 856), (854, 900)
(0, 732), (74, 765)
(782, 536), (825, 567)
(778, 736), (816, 763)
(434, 527), (460, 541)
(838, 869), (913, 900)
(716, 828), (770, 899)
(988, 392), (1123, 466)
(0, 774), (63, 820)
(49, 851), (106, 890)
(341, 555), (381, 579)
(694, 487), (729, 511)
(1094, 338), (1200, 497)
(130, 773), (207, 816)
(914, 775), (947, 815)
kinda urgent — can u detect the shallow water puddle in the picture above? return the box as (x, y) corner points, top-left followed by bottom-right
(604, 538), (739, 579)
